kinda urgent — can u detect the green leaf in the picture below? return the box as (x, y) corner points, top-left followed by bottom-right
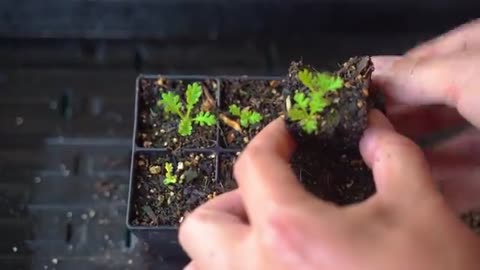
(293, 92), (309, 110)
(231, 106), (264, 128)
(185, 83), (203, 110)
(239, 110), (250, 128)
(314, 73), (344, 93)
(298, 69), (314, 91)
(194, 111), (217, 126)
(240, 118), (249, 128)
(248, 111), (263, 125)
(301, 117), (318, 134)
(178, 118), (193, 136)
(163, 162), (178, 185)
(309, 91), (328, 114)
(160, 92), (182, 115)
(165, 162), (174, 174)
(228, 104), (241, 116)
(288, 106), (308, 121)
(163, 175), (177, 185)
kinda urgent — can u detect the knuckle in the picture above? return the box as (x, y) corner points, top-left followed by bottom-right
(244, 140), (267, 158)
(178, 209), (211, 242)
(234, 144), (264, 176)
(185, 208), (213, 225)
(259, 205), (303, 253)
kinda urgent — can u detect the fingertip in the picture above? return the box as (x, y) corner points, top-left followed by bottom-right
(360, 110), (394, 167)
(371, 56), (402, 75)
(371, 56), (403, 96)
(247, 117), (296, 159)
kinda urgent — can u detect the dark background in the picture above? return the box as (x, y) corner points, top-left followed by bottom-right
(0, 1), (478, 269)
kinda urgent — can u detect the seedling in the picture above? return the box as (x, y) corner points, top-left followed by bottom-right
(157, 82), (217, 136)
(297, 69), (343, 95)
(228, 104), (263, 128)
(163, 162), (177, 185)
(288, 69), (344, 134)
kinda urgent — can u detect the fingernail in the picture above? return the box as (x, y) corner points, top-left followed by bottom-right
(371, 56), (402, 74)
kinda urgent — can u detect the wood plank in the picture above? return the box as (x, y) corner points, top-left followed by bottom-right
(0, 69), (136, 99)
(0, 219), (33, 241)
(0, 1), (477, 39)
(0, 1), (220, 39)
(29, 177), (128, 205)
(0, 146), (131, 182)
(0, 183), (30, 218)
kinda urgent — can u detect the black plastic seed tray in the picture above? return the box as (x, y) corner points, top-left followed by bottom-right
(126, 75), (284, 258)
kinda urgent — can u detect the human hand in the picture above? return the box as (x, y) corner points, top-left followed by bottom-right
(179, 116), (480, 270)
(372, 18), (480, 213)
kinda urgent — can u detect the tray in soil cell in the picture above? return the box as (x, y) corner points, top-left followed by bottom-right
(126, 75), (285, 253)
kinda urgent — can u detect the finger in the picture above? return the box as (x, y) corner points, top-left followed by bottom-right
(234, 118), (327, 226)
(360, 110), (438, 205)
(178, 191), (248, 269)
(426, 129), (480, 212)
(406, 19), (480, 59)
(387, 105), (468, 139)
(425, 128), (480, 167)
(437, 168), (480, 213)
(184, 261), (196, 270)
(372, 51), (480, 128)
(198, 189), (248, 223)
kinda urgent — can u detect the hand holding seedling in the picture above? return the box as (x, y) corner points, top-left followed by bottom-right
(179, 116), (480, 270)
(179, 19), (480, 270)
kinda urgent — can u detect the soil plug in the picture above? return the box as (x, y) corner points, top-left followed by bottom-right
(283, 56), (378, 205)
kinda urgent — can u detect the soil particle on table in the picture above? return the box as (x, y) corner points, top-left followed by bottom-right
(284, 57), (378, 205)
(137, 78), (218, 150)
(219, 78), (285, 149)
(130, 151), (235, 226)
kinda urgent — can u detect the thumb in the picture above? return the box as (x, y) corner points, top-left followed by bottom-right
(360, 110), (440, 206)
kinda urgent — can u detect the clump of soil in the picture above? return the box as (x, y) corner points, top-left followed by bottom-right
(130, 151), (235, 226)
(137, 78), (218, 150)
(219, 79), (285, 148)
(284, 56), (377, 204)
(462, 212), (480, 234)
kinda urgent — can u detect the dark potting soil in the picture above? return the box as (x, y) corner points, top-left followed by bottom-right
(284, 56), (377, 205)
(218, 153), (238, 185)
(137, 78), (218, 150)
(219, 79), (285, 148)
(130, 152), (235, 226)
(462, 212), (480, 234)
